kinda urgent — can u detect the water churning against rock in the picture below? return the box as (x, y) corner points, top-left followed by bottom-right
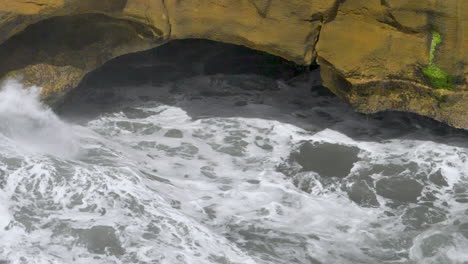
(1, 41), (468, 264)
(0, 79), (80, 158)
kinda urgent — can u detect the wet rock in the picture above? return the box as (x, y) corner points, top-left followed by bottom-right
(140, 170), (172, 184)
(13, 206), (39, 232)
(200, 166), (217, 179)
(401, 206), (446, 230)
(454, 183), (468, 203)
(164, 129), (183, 138)
(247, 179), (260, 185)
(122, 107), (156, 119)
(428, 169), (449, 187)
(254, 137), (273, 151)
(170, 200), (181, 209)
(375, 177), (423, 203)
(290, 142), (360, 178)
(0, 169), (6, 189)
(418, 233), (453, 258)
(458, 222), (468, 239)
(347, 180), (380, 208)
(203, 205), (217, 220)
(364, 162), (419, 178)
(293, 173), (321, 193)
(114, 121), (160, 135)
(72, 226), (125, 256)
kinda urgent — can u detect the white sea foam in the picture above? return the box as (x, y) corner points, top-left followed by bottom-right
(0, 79), (80, 158)
(0, 79), (467, 263)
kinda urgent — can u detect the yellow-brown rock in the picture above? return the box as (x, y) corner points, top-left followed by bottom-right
(0, 0), (466, 129)
(316, 0), (467, 129)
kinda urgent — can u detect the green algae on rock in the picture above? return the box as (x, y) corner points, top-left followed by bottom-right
(422, 31), (455, 90)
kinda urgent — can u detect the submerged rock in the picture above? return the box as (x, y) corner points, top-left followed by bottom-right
(164, 129), (184, 138)
(347, 180), (380, 208)
(72, 226), (125, 256)
(418, 233), (453, 258)
(291, 142), (360, 178)
(459, 222), (468, 239)
(376, 177), (424, 203)
(428, 169), (449, 187)
(401, 206), (447, 230)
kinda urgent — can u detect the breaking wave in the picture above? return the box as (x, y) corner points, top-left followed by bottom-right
(0, 74), (467, 264)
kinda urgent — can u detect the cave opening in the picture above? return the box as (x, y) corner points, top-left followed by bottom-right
(58, 38), (336, 126)
(0, 12), (340, 132)
(69, 38), (314, 89)
(0, 12), (463, 140)
(57, 38), (466, 140)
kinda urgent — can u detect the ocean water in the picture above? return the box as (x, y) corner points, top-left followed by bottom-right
(0, 70), (467, 264)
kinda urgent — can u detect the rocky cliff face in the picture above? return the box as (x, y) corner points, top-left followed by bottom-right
(0, 0), (466, 128)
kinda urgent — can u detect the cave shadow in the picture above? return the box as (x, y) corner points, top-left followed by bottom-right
(57, 39), (468, 148)
(0, 13), (160, 80)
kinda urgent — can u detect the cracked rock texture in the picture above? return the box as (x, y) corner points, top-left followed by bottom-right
(0, 0), (467, 128)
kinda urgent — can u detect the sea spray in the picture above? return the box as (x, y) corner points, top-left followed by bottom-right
(0, 79), (80, 158)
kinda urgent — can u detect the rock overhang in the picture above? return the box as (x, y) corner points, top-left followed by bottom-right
(0, 0), (466, 128)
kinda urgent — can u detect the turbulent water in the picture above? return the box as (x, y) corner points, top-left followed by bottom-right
(1, 52), (468, 263)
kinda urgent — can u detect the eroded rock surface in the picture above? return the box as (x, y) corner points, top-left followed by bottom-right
(317, 0), (468, 129)
(0, 0), (466, 128)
